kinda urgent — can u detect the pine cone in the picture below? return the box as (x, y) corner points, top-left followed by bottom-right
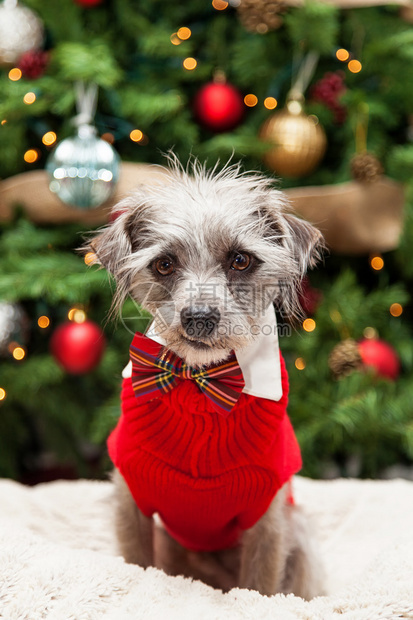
(329, 339), (362, 378)
(351, 152), (383, 183)
(237, 0), (284, 33)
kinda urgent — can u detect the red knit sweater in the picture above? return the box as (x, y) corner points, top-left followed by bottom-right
(107, 352), (301, 552)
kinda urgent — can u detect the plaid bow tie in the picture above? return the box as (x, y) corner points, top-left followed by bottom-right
(129, 332), (245, 416)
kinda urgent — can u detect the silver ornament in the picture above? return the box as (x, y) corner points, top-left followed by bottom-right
(0, 302), (28, 356)
(46, 125), (120, 209)
(0, 0), (44, 67)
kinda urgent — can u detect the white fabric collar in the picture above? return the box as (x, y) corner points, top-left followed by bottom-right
(122, 304), (283, 402)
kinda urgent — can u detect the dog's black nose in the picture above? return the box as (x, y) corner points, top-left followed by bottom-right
(180, 306), (221, 339)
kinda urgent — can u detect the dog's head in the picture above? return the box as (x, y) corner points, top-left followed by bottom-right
(87, 157), (324, 367)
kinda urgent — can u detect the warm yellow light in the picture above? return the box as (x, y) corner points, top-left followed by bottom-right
(130, 129), (144, 142)
(336, 48), (350, 62)
(84, 252), (97, 266)
(68, 307), (86, 323)
(177, 27), (191, 40)
(24, 149), (39, 163)
(390, 303), (403, 317)
(0, 388), (6, 401)
(348, 59), (362, 73)
(183, 57), (197, 70)
(264, 97), (277, 110)
(42, 131), (57, 146)
(244, 94), (258, 107)
(1, 119), (7, 125)
(38, 315), (50, 328)
(212, 0), (228, 8)
(23, 92), (36, 105)
(303, 318), (316, 332)
(12, 347), (26, 361)
(363, 326), (378, 339)
(295, 357), (306, 370)
(8, 67), (22, 81)
(170, 33), (181, 45)
(370, 255), (384, 271)
(101, 132), (115, 144)
(73, 309), (86, 323)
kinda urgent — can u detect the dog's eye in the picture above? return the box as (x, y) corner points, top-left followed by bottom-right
(230, 253), (251, 271)
(155, 256), (175, 276)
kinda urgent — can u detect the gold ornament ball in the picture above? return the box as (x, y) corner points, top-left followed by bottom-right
(260, 105), (327, 178)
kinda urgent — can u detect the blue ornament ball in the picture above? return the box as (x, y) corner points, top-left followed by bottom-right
(46, 125), (120, 209)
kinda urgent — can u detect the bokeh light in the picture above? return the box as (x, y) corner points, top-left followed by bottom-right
(212, 0), (228, 9)
(348, 60), (362, 73)
(68, 307), (86, 323)
(336, 48), (350, 61)
(8, 67), (22, 81)
(12, 347), (26, 360)
(183, 57), (197, 70)
(84, 252), (97, 266)
(101, 132), (115, 144)
(170, 33), (181, 45)
(130, 129), (144, 142)
(303, 318), (316, 332)
(177, 27), (191, 40)
(295, 357), (306, 370)
(244, 94), (258, 107)
(363, 326), (378, 339)
(23, 92), (36, 104)
(370, 255), (384, 271)
(264, 97), (277, 109)
(38, 316), (50, 328)
(24, 149), (39, 163)
(390, 303), (403, 317)
(42, 131), (57, 146)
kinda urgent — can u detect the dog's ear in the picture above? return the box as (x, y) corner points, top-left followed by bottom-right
(89, 212), (132, 275)
(281, 213), (325, 277)
(82, 202), (147, 317)
(84, 200), (142, 276)
(263, 191), (324, 278)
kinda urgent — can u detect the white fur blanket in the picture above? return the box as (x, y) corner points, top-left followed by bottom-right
(0, 477), (412, 619)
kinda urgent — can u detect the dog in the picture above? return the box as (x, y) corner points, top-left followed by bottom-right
(87, 156), (325, 598)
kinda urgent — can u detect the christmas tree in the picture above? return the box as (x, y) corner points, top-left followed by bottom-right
(1, 0), (413, 481)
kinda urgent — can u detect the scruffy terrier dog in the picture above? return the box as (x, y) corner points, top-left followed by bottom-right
(88, 157), (325, 598)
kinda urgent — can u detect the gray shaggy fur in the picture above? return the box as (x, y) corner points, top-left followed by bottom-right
(87, 155), (323, 367)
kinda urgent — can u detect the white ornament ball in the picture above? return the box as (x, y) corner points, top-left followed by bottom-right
(46, 125), (120, 209)
(0, 302), (28, 356)
(0, 0), (44, 67)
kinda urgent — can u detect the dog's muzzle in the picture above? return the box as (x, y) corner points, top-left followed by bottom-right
(180, 306), (221, 339)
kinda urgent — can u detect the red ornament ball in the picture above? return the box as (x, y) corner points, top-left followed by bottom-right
(193, 82), (245, 132)
(358, 338), (400, 381)
(50, 320), (106, 374)
(18, 50), (49, 79)
(311, 71), (347, 124)
(74, 0), (103, 6)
